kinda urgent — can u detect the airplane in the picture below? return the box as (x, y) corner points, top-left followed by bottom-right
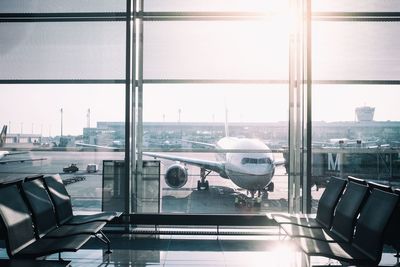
(0, 125), (46, 165)
(144, 123), (285, 206)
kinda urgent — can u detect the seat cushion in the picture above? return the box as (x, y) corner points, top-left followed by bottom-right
(16, 234), (91, 259)
(272, 214), (322, 228)
(297, 237), (376, 265)
(65, 211), (122, 225)
(43, 221), (106, 238)
(280, 224), (337, 242)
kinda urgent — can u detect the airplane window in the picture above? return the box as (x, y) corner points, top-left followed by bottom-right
(242, 158), (272, 164)
(258, 158), (267, 164)
(251, 158), (258, 164)
(257, 158), (272, 164)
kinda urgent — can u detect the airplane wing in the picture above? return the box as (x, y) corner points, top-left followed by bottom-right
(274, 159), (286, 167)
(0, 157), (47, 165)
(4, 151), (28, 156)
(181, 140), (216, 148)
(143, 152), (225, 174)
(75, 142), (119, 150)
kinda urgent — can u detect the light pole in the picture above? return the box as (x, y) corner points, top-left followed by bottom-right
(60, 108), (63, 137)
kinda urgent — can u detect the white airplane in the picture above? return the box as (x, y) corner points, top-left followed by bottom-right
(144, 129), (285, 204)
(0, 125), (46, 164)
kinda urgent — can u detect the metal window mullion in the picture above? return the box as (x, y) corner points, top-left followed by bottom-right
(0, 79), (125, 84)
(124, 0), (132, 215)
(142, 79), (289, 84)
(288, 16), (297, 214)
(135, 0), (145, 213)
(304, 0), (313, 214)
(131, 0), (138, 214)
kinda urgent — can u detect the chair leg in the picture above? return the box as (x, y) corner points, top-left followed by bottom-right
(279, 226), (282, 240)
(394, 250), (400, 258)
(95, 230), (112, 254)
(300, 252), (310, 267)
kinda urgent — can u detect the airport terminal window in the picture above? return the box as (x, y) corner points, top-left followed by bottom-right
(312, 21), (400, 81)
(0, 84), (125, 212)
(0, 22), (125, 80)
(312, 0), (400, 12)
(0, 0), (125, 13)
(143, 20), (288, 80)
(310, 13), (400, 211)
(144, 0), (288, 12)
(8, 2), (400, 220)
(141, 84), (289, 214)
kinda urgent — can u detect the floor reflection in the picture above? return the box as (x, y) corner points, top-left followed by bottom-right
(1, 234), (399, 266)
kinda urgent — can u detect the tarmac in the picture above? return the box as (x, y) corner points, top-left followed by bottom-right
(0, 151), (322, 214)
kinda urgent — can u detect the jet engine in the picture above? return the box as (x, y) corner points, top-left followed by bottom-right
(165, 163), (188, 188)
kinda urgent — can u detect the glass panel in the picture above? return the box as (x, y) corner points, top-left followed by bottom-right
(144, 0), (288, 12)
(313, 21), (400, 81)
(0, 0), (126, 13)
(0, 84), (125, 212)
(142, 84), (289, 214)
(313, 0), (400, 12)
(143, 20), (289, 80)
(311, 85), (400, 211)
(0, 22), (125, 80)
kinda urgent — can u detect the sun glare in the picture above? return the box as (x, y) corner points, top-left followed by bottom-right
(269, 241), (298, 266)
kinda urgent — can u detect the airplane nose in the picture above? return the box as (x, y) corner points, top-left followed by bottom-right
(247, 163), (274, 176)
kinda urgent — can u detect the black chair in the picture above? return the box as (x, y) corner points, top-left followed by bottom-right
(42, 174), (121, 225)
(280, 181), (369, 242)
(0, 259), (70, 267)
(384, 188), (400, 257)
(272, 176), (347, 229)
(367, 180), (393, 193)
(297, 188), (399, 266)
(20, 179), (112, 253)
(347, 175), (368, 185)
(0, 184), (90, 259)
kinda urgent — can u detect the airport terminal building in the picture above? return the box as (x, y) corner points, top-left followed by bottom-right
(1, 1), (400, 266)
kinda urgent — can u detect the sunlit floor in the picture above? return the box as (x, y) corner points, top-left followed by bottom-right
(1, 233), (400, 266)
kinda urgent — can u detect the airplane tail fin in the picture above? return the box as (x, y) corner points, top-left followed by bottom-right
(0, 125), (7, 147)
(224, 108), (229, 137)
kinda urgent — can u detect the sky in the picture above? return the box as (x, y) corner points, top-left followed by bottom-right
(1, 83), (400, 136)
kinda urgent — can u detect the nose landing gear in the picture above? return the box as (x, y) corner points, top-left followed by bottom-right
(234, 189), (263, 208)
(197, 168), (211, 190)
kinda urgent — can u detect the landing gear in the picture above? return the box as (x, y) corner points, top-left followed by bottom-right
(197, 168), (210, 190)
(197, 180), (209, 190)
(266, 182), (274, 192)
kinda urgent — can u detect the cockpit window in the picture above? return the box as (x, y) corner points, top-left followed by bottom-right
(241, 157), (272, 165)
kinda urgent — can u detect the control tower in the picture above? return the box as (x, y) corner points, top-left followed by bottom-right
(355, 106), (375, 122)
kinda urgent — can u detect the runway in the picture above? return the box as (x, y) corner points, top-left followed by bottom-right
(0, 151), (321, 213)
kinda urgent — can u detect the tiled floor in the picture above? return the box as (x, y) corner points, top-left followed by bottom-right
(1, 233), (400, 266)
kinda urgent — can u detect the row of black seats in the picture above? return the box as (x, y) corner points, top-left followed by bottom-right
(271, 176), (400, 266)
(0, 174), (121, 259)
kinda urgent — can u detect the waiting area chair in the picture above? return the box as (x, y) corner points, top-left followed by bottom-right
(0, 184), (91, 259)
(280, 180), (369, 242)
(20, 178), (112, 253)
(271, 176), (347, 229)
(42, 174), (121, 225)
(297, 188), (399, 266)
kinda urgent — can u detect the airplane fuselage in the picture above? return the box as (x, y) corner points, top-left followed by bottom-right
(216, 137), (275, 191)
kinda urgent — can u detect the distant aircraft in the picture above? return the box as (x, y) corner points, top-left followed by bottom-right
(0, 125), (46, 164)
